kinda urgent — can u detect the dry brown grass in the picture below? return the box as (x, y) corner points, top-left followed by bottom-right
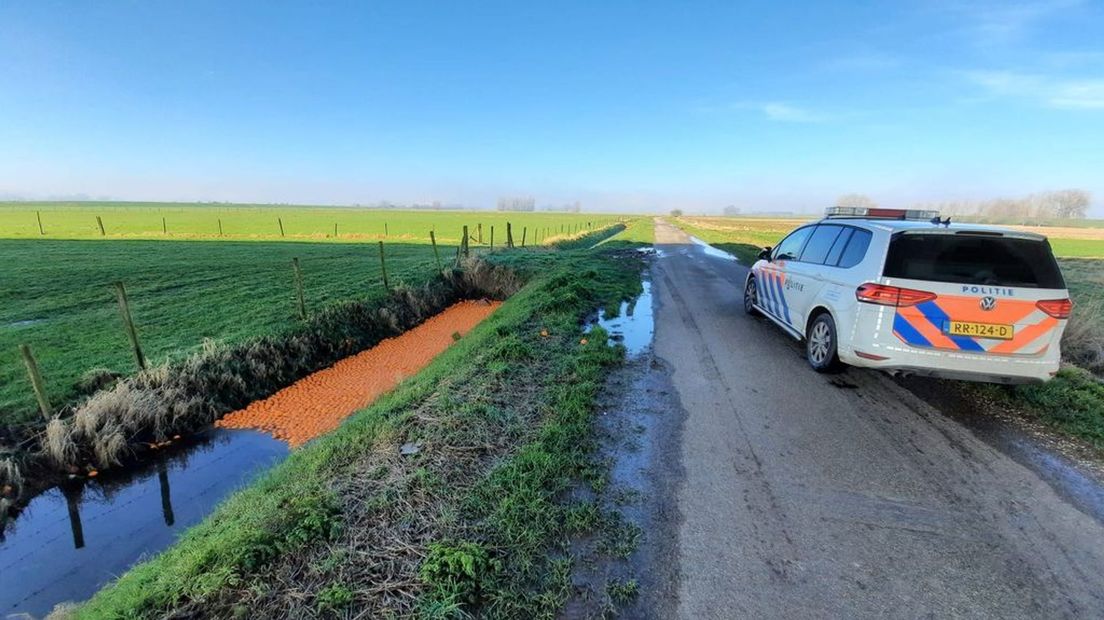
(44, 417), (77, 467)
(1063, 296), (1104, 375)
(0, 456), (21, 489)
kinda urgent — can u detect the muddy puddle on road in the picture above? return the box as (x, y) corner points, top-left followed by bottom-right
(1, 429), (287, 618)
(588, 280), (654, 358)
(1, 299), (501, 617)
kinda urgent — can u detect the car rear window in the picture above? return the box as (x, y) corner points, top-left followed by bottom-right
(883, 233), (1065, 289)
(837, 228), (872, 268)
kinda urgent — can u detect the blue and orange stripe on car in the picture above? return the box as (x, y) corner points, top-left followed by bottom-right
(892, 295), (1056, 355)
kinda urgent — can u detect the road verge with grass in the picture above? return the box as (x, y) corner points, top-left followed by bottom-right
(71, 239), (645, 619)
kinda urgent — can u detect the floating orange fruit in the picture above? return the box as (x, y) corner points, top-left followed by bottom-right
(216, 300), (501, 447)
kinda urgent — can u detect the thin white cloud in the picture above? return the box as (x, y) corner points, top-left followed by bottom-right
(760, 102), (824, 123)
(941, 0), (1084, 45)
(965, 69), (1104, 109)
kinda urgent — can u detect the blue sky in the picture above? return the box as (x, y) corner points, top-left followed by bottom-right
(1, 1), (1102, 214)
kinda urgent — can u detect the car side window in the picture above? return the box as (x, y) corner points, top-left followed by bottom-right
(798, 225), (844, 264)
(837, 228), (873, 268)
(772, 226), (813, 261)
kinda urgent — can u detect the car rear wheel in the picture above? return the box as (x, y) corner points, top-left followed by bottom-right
(743, 276), (760, 316)
(807, 313), (842, 372)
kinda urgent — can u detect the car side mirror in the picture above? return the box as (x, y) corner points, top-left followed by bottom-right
(758, 246), (772, 261)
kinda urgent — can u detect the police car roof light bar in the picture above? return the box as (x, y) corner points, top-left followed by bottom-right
(825, 206), (941, 221)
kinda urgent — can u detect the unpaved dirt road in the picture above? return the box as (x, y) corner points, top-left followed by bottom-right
(647, 219), (1104, 618)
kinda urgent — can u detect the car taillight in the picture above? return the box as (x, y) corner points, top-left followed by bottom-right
(856, 283), (937, 307)
(1036, 298), (1072, 319)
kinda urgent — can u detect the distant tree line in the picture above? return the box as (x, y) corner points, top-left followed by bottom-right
(912, 189), (1091, 221)
(497, 196), (536, 212)
(835, 190), (1091, 222)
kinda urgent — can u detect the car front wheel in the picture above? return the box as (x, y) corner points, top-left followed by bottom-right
(806, 313), (842, 372)
(743, 276), (761, 316)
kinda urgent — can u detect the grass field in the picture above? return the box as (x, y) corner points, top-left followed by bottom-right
(0, 240), (444, 428)
(0, 206), (630, 430)
(0, 202), (615, 244)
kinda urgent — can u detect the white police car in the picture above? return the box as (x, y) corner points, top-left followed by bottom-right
(744, 207), (1072, 383)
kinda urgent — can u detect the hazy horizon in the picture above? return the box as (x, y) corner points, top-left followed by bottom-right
(2, 1), (1103, 215)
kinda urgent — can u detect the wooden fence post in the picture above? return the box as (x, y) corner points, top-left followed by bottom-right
(378, 241), (390, 290)
(430, 230), (443, 271)
(96, 216), (106, 236)
(36, 211), (44, 235)
(506, 222), (514, 248)
(334, 223), (338, 238)
(113, 282), (147, 370)
(162, 217), (167, 235)
(521, 227), (527, 247)
(19, 344), (52, 420)
(218, 218), (223, 236)
(384, 222), (388, 236)
(462, 225), (470, 258)
(291, 258), (307, 320)
(477, 223), (483, 244)
(278, 218), (285, 237)
(490, 226), (494, 249)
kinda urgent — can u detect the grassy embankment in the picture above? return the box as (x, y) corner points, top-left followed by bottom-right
(73, 235), (647, 618)
(0, 207), (630, 432)
(670, 215), (1104, 450)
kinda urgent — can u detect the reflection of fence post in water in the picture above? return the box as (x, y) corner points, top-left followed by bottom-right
(62, 484), (85, 549)
(158, 461), (175, 526)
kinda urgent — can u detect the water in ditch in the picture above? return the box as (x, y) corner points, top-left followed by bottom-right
(1, 299), (502, 617)
(0, 428), (287, 617)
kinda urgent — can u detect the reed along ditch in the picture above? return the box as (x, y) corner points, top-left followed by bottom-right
(0, 298), (502, 617)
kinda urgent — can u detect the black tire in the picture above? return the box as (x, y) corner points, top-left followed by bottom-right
(806, 313), (842, 373)
(743, 276), (761, 316)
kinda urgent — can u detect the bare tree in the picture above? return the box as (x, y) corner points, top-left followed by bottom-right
(1049, 189), (1090, 219)
(836, 193), (878, 209)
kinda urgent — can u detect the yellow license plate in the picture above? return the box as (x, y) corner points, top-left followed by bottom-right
(945, 321), (1014, 340)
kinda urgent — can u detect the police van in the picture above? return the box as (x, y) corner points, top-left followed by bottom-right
(744, 207), (1072, 383)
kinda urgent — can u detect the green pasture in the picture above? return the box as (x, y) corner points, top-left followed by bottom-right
(0, 203), (615, 244)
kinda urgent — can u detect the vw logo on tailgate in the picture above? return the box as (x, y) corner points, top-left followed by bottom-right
(980, 296), (997, 311)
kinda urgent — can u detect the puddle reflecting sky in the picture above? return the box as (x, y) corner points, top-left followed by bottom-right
(589, 279), (655, 358)
(688, 235), (740, 262)
(0, 429), (287, 617)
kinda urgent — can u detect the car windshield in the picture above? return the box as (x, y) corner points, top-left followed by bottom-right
(883, 232), (1065, 288)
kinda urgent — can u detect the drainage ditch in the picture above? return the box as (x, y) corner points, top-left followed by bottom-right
(1, 290), (507, 617)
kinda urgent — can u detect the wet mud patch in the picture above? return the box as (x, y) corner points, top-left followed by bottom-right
(899, 376), (1104, 525)
(566, 275), (686, 619)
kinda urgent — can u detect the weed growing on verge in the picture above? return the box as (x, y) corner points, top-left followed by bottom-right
(1015, 366), (1104, 449)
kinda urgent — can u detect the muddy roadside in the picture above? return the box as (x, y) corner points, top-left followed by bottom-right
(565, 271), (687, 619)
(899, 375), (1104, 525)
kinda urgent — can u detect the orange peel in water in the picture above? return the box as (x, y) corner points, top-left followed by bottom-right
(216, 300), (501, 447)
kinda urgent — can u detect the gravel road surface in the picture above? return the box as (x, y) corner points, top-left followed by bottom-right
(648, 218), (1104, 619)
